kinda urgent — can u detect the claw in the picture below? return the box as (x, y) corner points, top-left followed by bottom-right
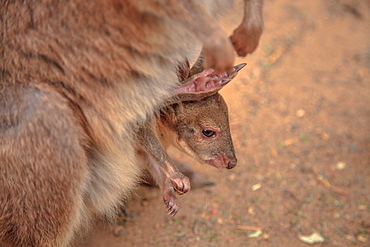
(166, 204), (173, 213)
(165, 202), (179, 217)
(170, 176), (190, 195)
(168, 207), (178, 217)
(234, 63), (247, 72)
(171, 210), (177, 217)
(173, 185), (185, 195)
(221, 78), (231, 84)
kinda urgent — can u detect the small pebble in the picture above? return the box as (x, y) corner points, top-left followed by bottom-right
(228, 174), (236, 181)
(291, 124), (299, 131)
(321, 132), (330, 141)
(358, 205), (366, 210)
(296, 109), (305, 117)
(335, 162), (346, 170)
(262, 233), (269, 240)
(356, 176), (363, 183)
(345, 235), (355, 242)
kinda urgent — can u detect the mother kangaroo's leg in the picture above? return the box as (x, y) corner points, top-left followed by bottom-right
(0, 82), (89, 247)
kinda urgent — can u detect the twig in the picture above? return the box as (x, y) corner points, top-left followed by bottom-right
(266, 45), (286, 65)
(312, 168), (348, 196)
(236, 225), (263, 231)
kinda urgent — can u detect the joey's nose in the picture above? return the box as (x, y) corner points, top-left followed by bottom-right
(226, 158), (237, 169)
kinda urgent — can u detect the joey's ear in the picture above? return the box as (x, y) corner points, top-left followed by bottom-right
(166, 63), (246, 105)
(160, 102), (183, 123)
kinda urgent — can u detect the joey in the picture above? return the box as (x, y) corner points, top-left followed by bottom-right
(137, 64), (245, 216)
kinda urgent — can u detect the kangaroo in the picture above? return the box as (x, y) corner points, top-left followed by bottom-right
(137, 63), (245, 216)
(0, 1), (263, 246)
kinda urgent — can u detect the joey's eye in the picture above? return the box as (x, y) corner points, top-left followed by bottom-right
(202, 130), (216, 138)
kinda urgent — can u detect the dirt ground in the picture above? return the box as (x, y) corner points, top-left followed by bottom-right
(80, 0), (370, 246)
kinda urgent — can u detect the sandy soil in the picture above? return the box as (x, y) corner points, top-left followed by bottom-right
(79, 0), (370, 246)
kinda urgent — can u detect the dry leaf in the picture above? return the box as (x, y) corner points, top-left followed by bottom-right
(266, 45), (286, 65)
(357, 235), (367, 243)
(248, 230), (263, 238)
(252, 183), (262, 191)
(299, 232), (325, 244)
(321, 132), (330, 141)
(358, 205), (366, 210)
(282, 137), (298, 146)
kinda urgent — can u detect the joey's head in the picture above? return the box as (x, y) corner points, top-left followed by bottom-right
(162, 93), (237, 169)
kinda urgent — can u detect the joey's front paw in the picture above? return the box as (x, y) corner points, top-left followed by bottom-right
(170, 175), (190, 195)
(163, 189), (179, 217)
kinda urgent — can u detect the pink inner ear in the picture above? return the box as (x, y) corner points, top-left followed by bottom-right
(173, 63), (246, 95)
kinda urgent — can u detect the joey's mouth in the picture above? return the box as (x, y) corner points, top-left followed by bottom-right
(206, 159), (226, 169)
(206, 152), (237, 170)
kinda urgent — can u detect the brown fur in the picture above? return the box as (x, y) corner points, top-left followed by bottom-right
(0, 0), (263, 246)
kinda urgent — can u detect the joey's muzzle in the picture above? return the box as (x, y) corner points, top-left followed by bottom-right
(208, 152), (237, 169)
